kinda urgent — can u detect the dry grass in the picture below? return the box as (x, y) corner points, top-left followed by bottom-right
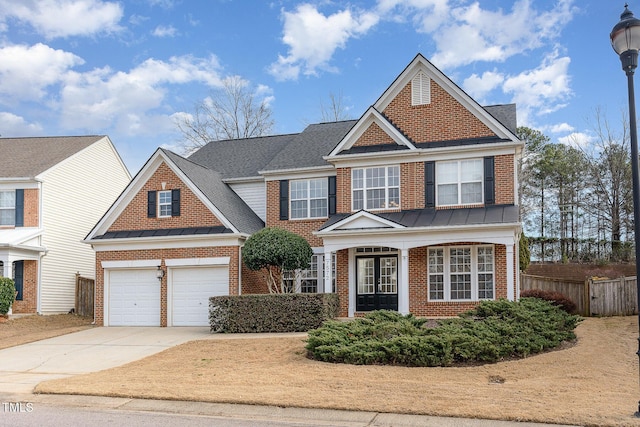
(0, 314), (94, 349)
(35, 316), (640, 427)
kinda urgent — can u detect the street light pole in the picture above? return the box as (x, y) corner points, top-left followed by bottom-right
(611, 3), (640, 417)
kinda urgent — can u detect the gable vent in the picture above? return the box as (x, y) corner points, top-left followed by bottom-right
(411, 72), (430, 106)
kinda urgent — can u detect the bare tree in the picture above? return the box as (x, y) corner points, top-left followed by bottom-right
(175, 76), (274, 153)
(319, 91), (352, 122)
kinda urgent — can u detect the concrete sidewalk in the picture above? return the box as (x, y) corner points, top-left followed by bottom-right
(0, 326), (213, 393)
(0, 393), (577, 427)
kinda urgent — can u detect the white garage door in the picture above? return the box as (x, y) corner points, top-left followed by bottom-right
(109, 269), (160, 326)
(171, 266), (229, 326)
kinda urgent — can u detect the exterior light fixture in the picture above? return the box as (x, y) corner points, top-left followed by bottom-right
(611, 3), (640, 417)
(156, 265), (164, 281)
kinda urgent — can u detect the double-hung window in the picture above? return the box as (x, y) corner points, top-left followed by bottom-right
(0, 191), (15, 226)
(283, 252), (335, 293)
(428, 245), (494, 301)
(158, 190), (172, 217)
(436, 159), (483, 206)
(352, 166), (400, 210)
(290, 179), (328, 219)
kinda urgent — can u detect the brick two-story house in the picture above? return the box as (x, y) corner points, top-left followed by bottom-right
(85, 54), (523, 326)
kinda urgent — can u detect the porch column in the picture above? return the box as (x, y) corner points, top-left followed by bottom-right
(0, 257), (10, 277)
(399, 248), (409, 314)
(506, 244), (515, 301)
(323, 249), (332, 293)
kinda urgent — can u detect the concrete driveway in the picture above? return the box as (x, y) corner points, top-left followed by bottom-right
(0, 326), (211, 393)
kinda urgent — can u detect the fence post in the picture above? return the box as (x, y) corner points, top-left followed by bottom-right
(584, 278), (591, 317)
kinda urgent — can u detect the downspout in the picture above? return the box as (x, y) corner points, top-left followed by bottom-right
(238, 243), (243, 295)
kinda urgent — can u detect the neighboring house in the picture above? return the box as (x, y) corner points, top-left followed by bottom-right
(0, 136), (131, 315)
(85, 54), (523, 327)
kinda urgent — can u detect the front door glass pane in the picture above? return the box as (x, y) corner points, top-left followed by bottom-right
(378, 257), (397, 294)
(357, 258), (375, 294)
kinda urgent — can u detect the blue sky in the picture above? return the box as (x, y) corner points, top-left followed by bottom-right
(0, 0), (632, 173)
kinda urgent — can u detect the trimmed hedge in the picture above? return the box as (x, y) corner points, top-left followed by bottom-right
(209, 293), (339, 333)
(306, 298), (581, 367)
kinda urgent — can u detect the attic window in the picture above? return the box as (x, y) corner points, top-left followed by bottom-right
(411, 72), (430, 106)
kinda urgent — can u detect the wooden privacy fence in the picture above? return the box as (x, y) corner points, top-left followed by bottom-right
(75, 273), (95, 317)
(520, 273), (638, 317)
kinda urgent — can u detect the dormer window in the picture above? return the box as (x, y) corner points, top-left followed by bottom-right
(411, 71), (430, 106)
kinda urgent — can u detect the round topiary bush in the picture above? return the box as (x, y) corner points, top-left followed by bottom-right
(0, 277), (16, 315)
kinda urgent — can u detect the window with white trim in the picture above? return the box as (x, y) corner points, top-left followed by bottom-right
(283, 252), (335, 293)
(158, 190), (172, 217)
(428, 245), (494, 301)
(436, 159), (483, 206)
(352, 166), (400, 211)
(0, 191), (15, 226)
(290, 179), (328, 219)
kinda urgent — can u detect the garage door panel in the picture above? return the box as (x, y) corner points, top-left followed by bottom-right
(109, 269), (160, 326)
(171, 266), (229, 326)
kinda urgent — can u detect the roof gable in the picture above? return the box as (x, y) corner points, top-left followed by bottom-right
(0, 135), (107, 178)
(320, 210), (405, 232)
(86, 149), (263, 240)
(328, 108), (415, 156)
(374, 54), (518, 142)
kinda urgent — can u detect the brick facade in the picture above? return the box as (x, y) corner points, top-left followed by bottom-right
(382, 78), (495, 143)
(23, 189), (39, 227)
(11, 260), (37, 314)
(110, 162), (223, 232)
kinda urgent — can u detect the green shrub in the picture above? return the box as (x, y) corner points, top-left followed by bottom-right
(520, 289), (578, 314)
(210, 293), (339, 333)
(306, 299), (581, 367)
(0, 277), (16, 315)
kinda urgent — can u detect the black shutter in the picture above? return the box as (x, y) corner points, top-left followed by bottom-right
(328, 176), (336, 215)
(15, 189), (24, 227)
(147, 191), (157, 218)
(171, 189), (181, 216)
(279, 180), (289, 220)
(484, 156), (495, 205)
(14, 260), (23, 301)
(425, 161), (435, 208)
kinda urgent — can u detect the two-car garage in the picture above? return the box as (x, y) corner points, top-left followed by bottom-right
(103, 258), (230, 327)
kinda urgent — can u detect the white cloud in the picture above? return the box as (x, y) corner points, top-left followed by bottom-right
(427, 0), (576, 69)
(0, 0), (124, 39)
(558, 132), (593, 147)
(59, 54), (224, 135)
(152, 25), (178, 38)
(548, 123), (575, 133)
(376, 0), (450, 32)
(0, 112), (43, 136)
(0, 43), (83, 101)
(462, 70), (504, 101)
(269, 4), (379, 80)
(503, 51), (572, 124)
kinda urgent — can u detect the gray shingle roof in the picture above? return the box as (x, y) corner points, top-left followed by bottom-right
(485, 104), (517, 135)
(93, 226), (232, 240)
(187, 134), (296, 179)
(163, 150), (264, 234)
(320, 205), (519, 231)
(0, 135), (105, 178)
(262, 120), (356, 172)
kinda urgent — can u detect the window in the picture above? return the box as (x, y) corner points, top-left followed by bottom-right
(283, 252), (335, 293)
(290, 179), (328, 219)
(0, 191), (15, 226)
(352, 166), (400, 210)
(428, 246), (494, 301)
(158, 191), (172, 217)
(436, 159), (483, 206)
(411, 72), (430, 106)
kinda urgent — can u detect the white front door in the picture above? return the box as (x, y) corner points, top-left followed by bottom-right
(170, 266), (229, 326)
(108, 269), (160, 326)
